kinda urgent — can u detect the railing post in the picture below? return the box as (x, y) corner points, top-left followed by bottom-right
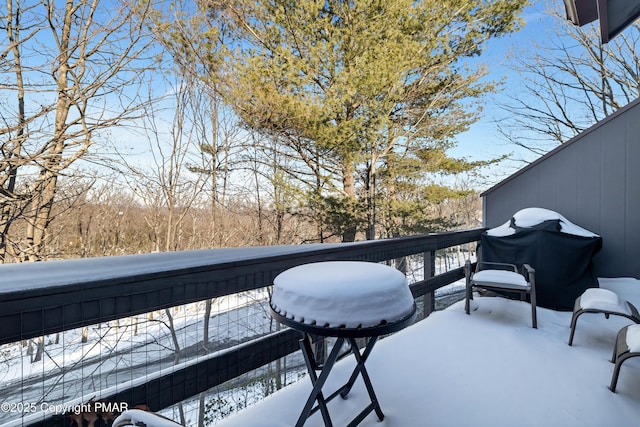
(423, 250), (436, 317)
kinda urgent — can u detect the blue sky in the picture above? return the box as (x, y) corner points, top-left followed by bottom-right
(450, 0), (559, 185)
(108, 1), (575, 191)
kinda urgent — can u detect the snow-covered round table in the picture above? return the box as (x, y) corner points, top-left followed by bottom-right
(270, 261), (416, 427)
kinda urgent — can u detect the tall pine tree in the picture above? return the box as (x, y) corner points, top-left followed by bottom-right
(206, 0), (526, 240)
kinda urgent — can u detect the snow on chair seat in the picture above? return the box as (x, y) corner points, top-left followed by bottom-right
(471, 269), (529, 290)
(465, 260), (537, 328)
(568, 288), (640, 346)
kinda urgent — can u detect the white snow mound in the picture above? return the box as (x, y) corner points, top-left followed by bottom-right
(487, 207), (598, 237)
(271, 261), (414, 329)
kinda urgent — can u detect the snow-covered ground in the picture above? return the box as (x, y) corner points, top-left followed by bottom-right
(216, 277), (640, 427)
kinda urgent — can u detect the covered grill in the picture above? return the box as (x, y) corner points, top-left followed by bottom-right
(482, 208), (602, 311)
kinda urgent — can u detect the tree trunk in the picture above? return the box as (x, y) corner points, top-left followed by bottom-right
(32, 337), (44, 363)
(202, 298), (212, 353)
(178, 403), (186, 425)
(198, 393), (206, 427)
(365, 163), (377, 241)
(0, 0), (26, 263)
(341, 161), (357, 242)
(165, 308), (181, 364)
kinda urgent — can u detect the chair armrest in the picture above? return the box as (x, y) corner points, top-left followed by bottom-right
(522, 264), (535, 286)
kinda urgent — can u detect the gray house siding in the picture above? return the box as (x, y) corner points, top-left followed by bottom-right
(482, 98), (640, 278)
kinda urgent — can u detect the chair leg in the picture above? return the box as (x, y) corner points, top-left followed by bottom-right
(609, 353), (639, 393)
(464, 262), (472, 315)
(531, 295), (537, 329)
(610, 358), (623, 392)
(608, 326), (639, 393)
(568, 310), (582, 346)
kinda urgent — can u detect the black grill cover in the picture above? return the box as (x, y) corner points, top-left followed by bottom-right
(481, 219), (602, 311)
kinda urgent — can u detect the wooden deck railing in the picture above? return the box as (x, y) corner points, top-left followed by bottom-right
(0, 228), (484, 426)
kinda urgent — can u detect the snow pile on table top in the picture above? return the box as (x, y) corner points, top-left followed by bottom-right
(271, 261), (414, 328)
(487, 207), (599, 237)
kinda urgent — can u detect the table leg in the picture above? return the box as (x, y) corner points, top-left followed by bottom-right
(296, 336), (345, 427)
(296, 334), (384, 427)
(339, 337), (377, 398)
(342, 337), (384, 422)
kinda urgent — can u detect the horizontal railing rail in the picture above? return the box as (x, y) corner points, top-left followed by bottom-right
(1, 228), (484, 346)
(0, 228), (485, 426)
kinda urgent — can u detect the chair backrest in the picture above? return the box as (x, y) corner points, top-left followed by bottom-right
(475, 245), (518, 274)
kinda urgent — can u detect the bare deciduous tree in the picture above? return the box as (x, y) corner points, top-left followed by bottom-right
(119, 75), (210, 253)
(0, 0), (154, 262)
(499, 6), (640, 155)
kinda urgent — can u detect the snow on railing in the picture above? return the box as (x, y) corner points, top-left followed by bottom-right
(0, 228), (484, 426)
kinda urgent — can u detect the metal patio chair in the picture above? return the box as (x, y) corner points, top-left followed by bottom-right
(610, 324), (640, 392)
(568, 287), (640, 346)
(465, 257), (537, 329)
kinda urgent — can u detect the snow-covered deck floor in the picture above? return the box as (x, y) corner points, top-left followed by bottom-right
(216, 278), (640, 427)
